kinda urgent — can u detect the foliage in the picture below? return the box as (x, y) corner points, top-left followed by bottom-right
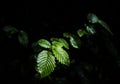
(35, 13), (113, 78)
(3, 25), (29, 47)
(87, 13), (113, 35)
(18, 30), (29, 47)
(36, 50), (56, 78)
(36, 38), (70, 78)
(1, 13), (115, 82)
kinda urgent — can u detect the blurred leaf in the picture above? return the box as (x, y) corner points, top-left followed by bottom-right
(59, 38), (69, 49)
(87, 13), (113, 35)
(98, 20), (113, 35)
(3, 25), (18, 34)
(63, 33), (81, 48)
(38, 39), (51, 48)
(77, 29), (87, 37)
(86, 25), (96, 34)
(87, 13), (99, 23)
(52, 41), (70, 66)
(36, 50), (56, 78)
(70, 36), (81, 48)
(50, 38), (59, 41)
(63, 32), (71, 38)
(32, 42), (42, 52)
(18, 30), (29, 47)
(3, 25), (18, 38)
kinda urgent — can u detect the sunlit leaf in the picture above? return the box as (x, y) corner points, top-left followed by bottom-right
(77, 29), (87, 37)
(51, 38), (69, 49)
(52, 41), (64, 48)
(87, 13), (99, 23)
(59, 38), (69, 49)
(36, 50), (56, 78)
(38, 39), (51, 48)
(18, 30), (29, 47)
(98, 20), (113, 35)
(52, 44), (70, 65)
(52, 41), (70, 66)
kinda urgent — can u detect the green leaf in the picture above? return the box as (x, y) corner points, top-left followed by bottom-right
(36, 50), (56, 78)
(86, 25), (96, 34)
(70, 36), (81, 48)
(50, 38), (59, 41)
(52, 42), (70, 66)
(32, 42), (42, 52)
(63, 32), (71, 38)
(87, 13), (99, 23)
(87, 13), (113, 35)
(3, 25), (18, 34)
(51, 38), (69, 49)
(77, 29), (87, 37)
(52, 41), (64, 48)
(98, 20), (113, 35)
(38, 39), (51, 48)
(58, 38), (69, 49)
(63, 33), (81, 48)
(3, 25), (18, 38)
(18, 30), (29, 47)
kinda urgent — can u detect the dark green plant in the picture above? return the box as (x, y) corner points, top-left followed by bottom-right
(35, 13), (113, 78)
(3, 25), (29, 47)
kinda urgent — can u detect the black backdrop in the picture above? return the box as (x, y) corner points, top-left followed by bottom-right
(0, 1), (119, 32)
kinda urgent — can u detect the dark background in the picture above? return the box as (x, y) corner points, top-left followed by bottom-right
(0, 1), (120, 84)
(0, 1), (119, 32)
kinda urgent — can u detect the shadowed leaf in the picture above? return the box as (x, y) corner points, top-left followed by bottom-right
(98, 20), (113, 35)
(87, 13), (99, 23)
(18, 30), (29, 47)
(77, 29), (87, 37)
